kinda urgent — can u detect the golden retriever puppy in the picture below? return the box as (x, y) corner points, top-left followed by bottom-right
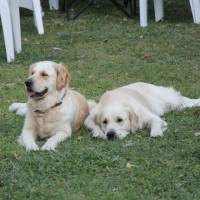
(85, 82), (200, 140)
(9, 61), (89, 151)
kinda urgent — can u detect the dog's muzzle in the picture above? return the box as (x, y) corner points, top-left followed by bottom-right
(25, 79), (48, 98)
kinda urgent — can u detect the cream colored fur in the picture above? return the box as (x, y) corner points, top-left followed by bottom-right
(85, 82), (200, 140)
(9, 61), (89, 151)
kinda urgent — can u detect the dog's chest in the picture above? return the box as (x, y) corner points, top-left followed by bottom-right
(34, 111), (64, 137)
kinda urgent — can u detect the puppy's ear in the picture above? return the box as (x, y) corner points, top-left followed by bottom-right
(128, 109), (139, 133)
(93, 114), (101, 127)
(56, 63), (71, 91)
(84, 104), (101, 131)
(91, 105), (101, 127)
(129, 112), (139, 133)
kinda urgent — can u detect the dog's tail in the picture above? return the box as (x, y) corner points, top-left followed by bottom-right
(87, 99), (97, 110)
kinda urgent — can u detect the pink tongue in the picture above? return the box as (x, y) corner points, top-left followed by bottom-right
(27, 91), (35, 97)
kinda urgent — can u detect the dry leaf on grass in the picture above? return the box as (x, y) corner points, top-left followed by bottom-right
(143, 53), (153, 60)
(126, 162), (134, 168)
(51, 47), (64, 51)
(194, 132), (200, 136)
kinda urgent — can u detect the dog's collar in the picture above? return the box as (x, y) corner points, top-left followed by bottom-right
(34, 90), (66, 114)
(34, 101), (62, 114)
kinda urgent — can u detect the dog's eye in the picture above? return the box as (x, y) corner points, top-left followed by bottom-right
(103, 119), (108, 125)
(41, 72), (48, 77)
(31, 71), (35, 75)
(116, 118), (123, 123)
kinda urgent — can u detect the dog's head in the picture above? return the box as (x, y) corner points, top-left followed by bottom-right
(93, 101), (139, 140)
(25, 61), (70, 100)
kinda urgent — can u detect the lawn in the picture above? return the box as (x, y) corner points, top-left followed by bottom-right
(0, 0), (200, 199)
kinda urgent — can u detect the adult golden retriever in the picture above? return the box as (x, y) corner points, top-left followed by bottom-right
(9, 61), (89, 151)
(85, 82), (200, 140)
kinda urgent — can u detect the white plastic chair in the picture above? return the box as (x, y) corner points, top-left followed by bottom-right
(49, 0), (59, 10)
(19, 0), (44, 34)
(0, 0), (15, 63)
(8, 0), (44, 54)
(139, 0), (164, 27)
(140, 0), (200, 27)
(189, 0), (200, 24)
(8, 0), (21, 53)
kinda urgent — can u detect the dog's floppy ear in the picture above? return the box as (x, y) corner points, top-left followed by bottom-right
(56, 63), (71, 91)
(93, 113), (101, 127)
(90, 104), (101, 127)
(126, 104), (139, 133)
(129, 111), (139, 133)
(84, 104), (101, 129)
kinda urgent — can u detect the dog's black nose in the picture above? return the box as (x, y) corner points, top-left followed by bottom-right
(25, 79), (33, 88)
(107, 131), (116, 140)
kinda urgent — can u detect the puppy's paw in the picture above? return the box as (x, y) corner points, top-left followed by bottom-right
(16, 107), (27, 116)
(150, 119), (167, 138)
(25, 143), (40, 152)
(117, 131), (129, 140)
(41, 140), (57, 151)
(161, 120), (168, 132)
(18, 136), (39, 151)
(9, 103), (24, 112)
(150, 128), (164, 138)
(9, 103), (26, 115)
(92, 128), (106, 140)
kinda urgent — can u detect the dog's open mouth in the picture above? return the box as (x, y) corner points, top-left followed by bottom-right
(27, 88), (48, 98)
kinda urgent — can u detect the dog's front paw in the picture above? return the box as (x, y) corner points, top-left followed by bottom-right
(92, 128), (106, 140)
(161, 120), (168, 132)
(9, 103), (26, 116)
(25, 143), (40, 152)
(150, 128), (164, 138)
(18, 136), (39, 151)
(150, 119), (167, 138)
(16, 107), (27, 116)
(41, 140), (57, 151)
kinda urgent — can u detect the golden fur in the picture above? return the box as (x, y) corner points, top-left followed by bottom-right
(9, 61), (89, 151)
(85, 82), (200, 140)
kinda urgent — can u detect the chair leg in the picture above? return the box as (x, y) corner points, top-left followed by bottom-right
(154, 0), (164, 22)
(49, 0), (59, 10)
(139, 0), (148, 27)
(32, 0), (44, 34)
(8, 0), (22, 53)
(192, 0), (200, 23)
(189, 0), (195, 22)
(0, 0), (15, 62)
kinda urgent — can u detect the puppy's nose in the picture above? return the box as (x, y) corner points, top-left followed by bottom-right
(25, 79), (33, 88)
(107, 131), (116, 140)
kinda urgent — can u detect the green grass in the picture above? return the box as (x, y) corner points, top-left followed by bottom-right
(0, 0), (200, 199)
